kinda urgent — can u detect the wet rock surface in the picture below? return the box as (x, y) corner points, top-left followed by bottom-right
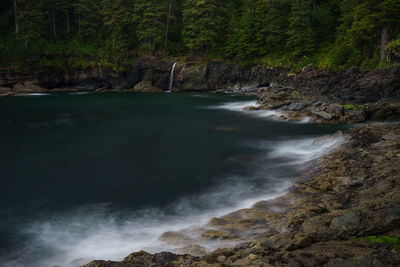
(255, 64), (400, 124)
(84, 124), (400, 266)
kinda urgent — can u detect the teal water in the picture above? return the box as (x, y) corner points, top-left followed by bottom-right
(0, 93), (343, 266)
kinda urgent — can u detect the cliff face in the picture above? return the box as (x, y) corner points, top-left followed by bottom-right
(0, 56), (285, 93)
(1, 57), (399, 100)
(173, 61), (285, 92)
(1, 58), (400, 123)
(249, 64), (400, 124)
(284, 64), (400, 102)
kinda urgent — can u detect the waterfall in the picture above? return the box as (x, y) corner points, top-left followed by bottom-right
(167, 62), (177, 93)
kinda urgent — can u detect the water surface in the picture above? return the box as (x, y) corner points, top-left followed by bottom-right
(0, 92), (343, 266)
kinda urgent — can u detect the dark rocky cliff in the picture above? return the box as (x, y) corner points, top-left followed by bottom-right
(1, 57), (399, 101)
(0, 56), (285, 93)
(284, 64), (400, 102)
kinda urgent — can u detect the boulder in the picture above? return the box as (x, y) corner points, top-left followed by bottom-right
(326, 104), (344, 115)
(347, 109), (365, 122)
(311, 110), (333, 120)
(330, 211), (361, 231)
(132, 80), (163, 93)
(13, 81), (47, 93)
(0, 87), (11, 93)
(0, 92), (13, 97)
(287, 102), (306, 111)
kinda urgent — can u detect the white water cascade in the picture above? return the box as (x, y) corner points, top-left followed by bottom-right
(167, 62), (177, 93)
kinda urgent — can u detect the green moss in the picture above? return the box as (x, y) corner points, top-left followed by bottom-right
(386, 40), (400, 51)
(344, 104), (355, 109)
(358, 236), (400, 248)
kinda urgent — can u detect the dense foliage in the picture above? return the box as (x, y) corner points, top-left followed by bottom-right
(0, 0), (399, 69)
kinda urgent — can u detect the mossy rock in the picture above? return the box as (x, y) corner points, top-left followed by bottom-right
(385, 40), (400, 63)
(359, 235), (400, 248)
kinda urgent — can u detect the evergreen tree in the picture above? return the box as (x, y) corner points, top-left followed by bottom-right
(223, 0), (243, 57)
(75, 0), (104, 44)
(338, 0), (400, 66)
(182, 0), (222, 53)
(0, 0), (400, 68)
(286, 0), (314, 57)
(42, 0), (72, 40)
(16, 0), (45, 48)
(164, 0), (176, 48)
(230, 0), (258, 58)
(134, 0), (167, 51)
(311, 1), (338, 45)
(255, 0), (289, 56)
(102, 0), (132, 51)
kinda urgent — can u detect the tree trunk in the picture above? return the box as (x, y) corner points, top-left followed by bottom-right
(164, 0), (173, 49)
(52, 10), (57, 39)
(14, 0), (18, 34)
(24, 16), (27, 48)
(67, 11), (70, 33)
(313, 0), (316, 14)
(380, 23), (389, 60)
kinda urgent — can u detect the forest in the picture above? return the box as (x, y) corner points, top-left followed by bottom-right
(0, 0), (399, 70)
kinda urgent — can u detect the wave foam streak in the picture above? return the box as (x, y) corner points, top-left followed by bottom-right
(208, 100), (284, 120)
(0, 100), (346, 267)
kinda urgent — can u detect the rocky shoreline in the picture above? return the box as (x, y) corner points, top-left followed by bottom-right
(2, 58), (400, 266)
(84, 122), (400, 267)
(247, 64), (400, 125)
(1, 58), (399, 125)
(81, 62), (400, 266)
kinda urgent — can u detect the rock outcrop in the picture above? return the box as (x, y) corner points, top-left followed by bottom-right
(0, 56), (284, 94)
(254, 64), (400, 124)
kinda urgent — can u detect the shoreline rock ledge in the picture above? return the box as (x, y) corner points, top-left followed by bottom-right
(84, 124), (400, 266)
(252, 64), (400, 124)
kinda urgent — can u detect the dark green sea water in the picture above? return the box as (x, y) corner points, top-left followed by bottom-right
(0, 92), (343, 267)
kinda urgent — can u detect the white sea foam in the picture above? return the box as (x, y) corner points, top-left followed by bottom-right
(210, 100), (259, 112)
(1, 131), (345, 267)
(298, 117), (312, 123)
(7, 177), (289, 267)
(208, 101), (284, 120)
(209, 100), (316, 123)
(267, 135), (346, 163)
(68, 92), (90, 95)
(14, 93), (50, 96)
(251, 110), (283, 119)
